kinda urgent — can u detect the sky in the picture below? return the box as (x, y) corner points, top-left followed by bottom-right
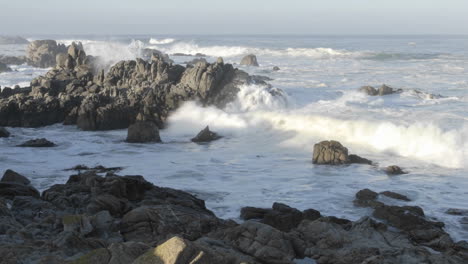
(1, 0), (468, 35)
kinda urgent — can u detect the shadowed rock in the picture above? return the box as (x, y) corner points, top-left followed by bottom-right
(17, 138), (56, 147)
(126, 121), (161, 143)
(191, 126), (222, 143)
(1, 169), (30, 185)
(0, 127), (10, 137)
(385, 165), (406, 175)
(0, 62), (12, 73)
(360, 84), (403, 96)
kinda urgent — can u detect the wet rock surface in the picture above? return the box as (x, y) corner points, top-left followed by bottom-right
(0, 171), (466, 263)
(126, 121), (161, 143)
(17, 137), (56, 147)
(359, 84), (403, 96)
(0, 41), (271, 130)
(312, 140), (373, 165)
(240, 54), (259, 66)
(0, 127), (10, 137)
(191, 126), (222, 143)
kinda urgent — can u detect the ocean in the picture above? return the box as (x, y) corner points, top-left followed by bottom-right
(1, 34), (467, 241)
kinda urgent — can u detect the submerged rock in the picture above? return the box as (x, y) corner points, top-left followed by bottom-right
(385, 165), (406, 175)
(126, 121), (161, 143)
(240, 54), (259, 66)
(191, 126), (222, 143)
(17, 138), (56, 147)
(360, 84), (403, 96)
(0, 127), (10, 137)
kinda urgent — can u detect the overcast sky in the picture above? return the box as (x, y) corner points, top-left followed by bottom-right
(1, 0), (468, 35)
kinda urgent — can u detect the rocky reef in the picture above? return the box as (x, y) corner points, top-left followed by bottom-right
(0, 169), (467, 264)
(0, 41), (269, 130)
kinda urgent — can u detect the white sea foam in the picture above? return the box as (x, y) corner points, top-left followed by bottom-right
(149, 38), (175, 45)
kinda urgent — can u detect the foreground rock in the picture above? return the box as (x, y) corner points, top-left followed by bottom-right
(1, 169), (31, 185)
(0, 36), (29, 45)
(360, 84), (402, 96)
(0, 171), (466, 263)
(26, 39), (67, 68)
(126, 121), (161, 143)
(17, 138), (56, 147)
(0, 41), (272, 130)
(312, 140), (372, 165)
(240, 54), (259, 66)
(0, 127), (10, 137)
(191, 126), (222, 143)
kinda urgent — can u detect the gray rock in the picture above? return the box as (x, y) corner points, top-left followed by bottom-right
(359, 84), (402, 96)
(126, 121), (161, 143)
(1, 169), (30, 185)
(0, 62), (12, 73)
(26, 40), (67, 68)
(312, 140), (349, 165)
(17, 138), (56, 147)
(0, 127), (10, 137)
(273, 66), (280, 71)
(191, 126), (221, 143)
(240, 54), (259, 66)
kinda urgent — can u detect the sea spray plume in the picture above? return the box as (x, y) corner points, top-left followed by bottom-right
(149, 38), (175, 45)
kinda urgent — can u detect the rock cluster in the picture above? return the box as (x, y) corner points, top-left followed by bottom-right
(359, 84), (402, 96)
(312, 140), (372, 165)
(0, 170), (467, 263)
(26, 40), (67, 68)
(0, 41), (271, 131)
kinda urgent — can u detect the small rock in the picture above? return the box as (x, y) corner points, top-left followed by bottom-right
(240, 54), (259, 66)
(380, 191), (411, 201)
(126, 121), (161, 143)
(445, 208), (468, 216)
(272, 66), (280, 71)
(0, 127), (10, 138)
(1, 170), (30, 185)
(359, 85), (378, 96)
(385, 165), (406, 175)
(17, 138), (56, 147)
(191, 126), (222, 143)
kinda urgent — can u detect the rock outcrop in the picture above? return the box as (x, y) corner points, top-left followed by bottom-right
(312, 140), (372, 165)
(0, 41), (270, 131)
(0, 171), (467, 263)
(17, 138), (56, 147)
(240, 54), (259, 66)
(26, 39), (67, 68)
(360, 84), (402, 96)
(191, 126), (222, 143)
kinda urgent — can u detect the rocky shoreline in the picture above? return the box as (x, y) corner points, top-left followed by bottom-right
(0, 167), (466, 264)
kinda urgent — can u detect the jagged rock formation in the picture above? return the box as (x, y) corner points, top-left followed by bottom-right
(26, 40), (67, 68)
(0, 41), (269, 130)
(312, 140), (372, 165)
(191, 126), (222, 142)
(0, 170), (467, 263)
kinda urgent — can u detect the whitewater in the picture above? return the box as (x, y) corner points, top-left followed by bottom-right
(1, 35), (467, 241)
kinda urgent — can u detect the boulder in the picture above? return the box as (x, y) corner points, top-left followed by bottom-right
(385, 165), (406, 175)
(1, 169), (30, 185)
(348, 154), (372, 165)
(0, 36), (29, 45)
(312, 140), (349, 165)
(17, 138), (56, 147)
(240, 54), (259, 66)
(126, 121), (161, 143)
(0, 182), (40, 198)
(26, 40), (67, 68)
(191, 126), (221, 143)
(0, 127), (10, 137)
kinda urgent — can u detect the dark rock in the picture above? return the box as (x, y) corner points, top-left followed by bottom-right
(126, 121), (161, 143)
(0, 36), (29, 45)
(385, 165), (406, 175)
(380, 191), (411, 201)
(17, 138), (56, 147)
(446, 208), (468, 216)
(191, 126), (221, 143)
(1, 169), (30, 185)
(0, 62), (12, 73)
(0, 127), (10, 137)
(353, 188), (383, 208)
(240, 206), (270, 220)
(273, 66), (280, 71)
(0, 182), (40, 198)
(359, 84), (402, 96)
(348, 154), (372, 165)
(240, 54), (259, 66)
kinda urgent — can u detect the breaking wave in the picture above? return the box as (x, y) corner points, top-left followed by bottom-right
(149, 38), (175, 45)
